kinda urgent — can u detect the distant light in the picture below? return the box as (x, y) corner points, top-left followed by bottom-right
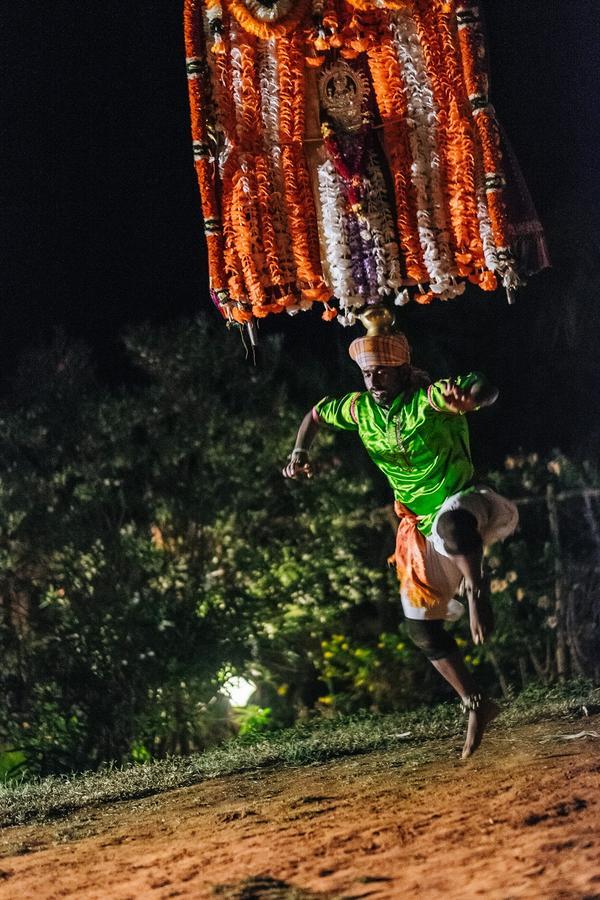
(222, 676), (256, 707)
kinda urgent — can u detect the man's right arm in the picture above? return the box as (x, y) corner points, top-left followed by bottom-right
(282, 393), (360, 479)
(282, 408), (321, 479)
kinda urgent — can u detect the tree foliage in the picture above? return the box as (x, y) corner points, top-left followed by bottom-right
(0, 322), (597, 778)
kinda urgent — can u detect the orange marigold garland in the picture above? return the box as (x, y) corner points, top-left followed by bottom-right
(202, 2), (251, 320)
(413, 1), (485, 282)
(455, 1), (521, 293)
(306, 0), (341, 67)
(255, 152), (286, 288)
(278, 32), (331, 307)
(183, 0), (545, 327)
(429, 2), (500, 285)
(257, 40), (297, 291)
(227, 0), (311, 40)
(367, 23), (428, 284)
(346, 0), (409, 10)
(226, 27), (273, 312)
(230, 166), (267, 307)
(235, 33), (286, 295)
(387, 8), (458, 297)
(220, 153), (250, 311)
(184, 0), (228, 307)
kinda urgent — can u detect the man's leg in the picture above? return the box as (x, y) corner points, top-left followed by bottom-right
(404, 619), (500, 758)
(435, 508), (493, 645)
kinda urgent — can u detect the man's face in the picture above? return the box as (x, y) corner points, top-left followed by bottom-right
(361, 364), (410, 406)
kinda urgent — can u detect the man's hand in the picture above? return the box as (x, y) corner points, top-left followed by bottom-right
(441, 381), (481, 415)
(282, 450), (313, 480)
(441, 377), (499, 414)
(467, 583), (494, 646)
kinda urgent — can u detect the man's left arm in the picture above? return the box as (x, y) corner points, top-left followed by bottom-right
(428, 373), (499, 415)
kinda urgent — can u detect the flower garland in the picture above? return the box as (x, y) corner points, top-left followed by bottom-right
(364, 150), (403, 298)
(184, 0), (228, 309)
(412, 2), (486, 284)
(239, 0), (295, 22)
(234, 29), (261, 148)
(257, 39), (296, 288)
(278, 33), (332, 309)
(226, 0), (311, 40)
(201, 3), (236, 170)
(307, 0), (341, 65)
(219, 19), (331, 318)
(251, 41), (287, 292)
(476, 185), (500, 289)
(317, 120), (405, 313)
(255, 152), (285, 289)
(366, 26), (427, 284)
(204, 0), (226, 55)
(321, 119), (407, 307)
(456, 1), (521, 291)
(220, 154), (251, 315)
(227, 26), (272, 313)
(412, 1), (499, 292)
(230, 166), (267, 307)
(184, 0), (544, 327)
(317, 157), (360, 308)
(346, 0), (409, 11)
(388, 11), (456, 299)
(337, 10), (377, 61)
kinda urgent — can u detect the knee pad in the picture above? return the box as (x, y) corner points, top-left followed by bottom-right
(436, 508), (482, 555)
(405, 618), (458, 661)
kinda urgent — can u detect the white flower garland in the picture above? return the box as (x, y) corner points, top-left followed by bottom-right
(257, 39), (296, 284)
(258, 39), (279, 146)
(472, 128), (522, 293)
(317, 158), (361, 310)
(228, 29), (245, 149)
(476, 189), (500, 275)
(364, 151), (403, 297)
(389, 12), (456, 298)
(316, 152), (408, 314)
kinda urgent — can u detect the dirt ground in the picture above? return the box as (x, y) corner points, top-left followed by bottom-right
(1, 716), (599, 900)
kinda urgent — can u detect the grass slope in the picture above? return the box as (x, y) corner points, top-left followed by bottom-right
(1, 682), (597, 828)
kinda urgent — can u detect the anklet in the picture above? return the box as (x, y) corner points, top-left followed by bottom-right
(460, 692), (483, 714)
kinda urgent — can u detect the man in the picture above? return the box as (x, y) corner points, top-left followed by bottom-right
(283, 331), (518, 758)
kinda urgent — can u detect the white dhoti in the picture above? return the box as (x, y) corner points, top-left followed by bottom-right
(401, 488), (519, 621)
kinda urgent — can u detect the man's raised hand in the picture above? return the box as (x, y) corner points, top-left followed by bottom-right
(441, 381), (480, 415)
(282, 450), (314, 480)
(441, 376), (499, 414)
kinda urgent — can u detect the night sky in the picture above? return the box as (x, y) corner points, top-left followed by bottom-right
(3, 2), (600, 460)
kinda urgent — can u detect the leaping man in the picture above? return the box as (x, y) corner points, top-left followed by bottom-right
(283, 328), (518, 758)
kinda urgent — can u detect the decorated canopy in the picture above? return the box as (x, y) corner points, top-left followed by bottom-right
(184, 0), (548, 327)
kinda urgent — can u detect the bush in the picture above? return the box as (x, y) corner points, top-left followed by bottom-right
(1, 325), (598, 776)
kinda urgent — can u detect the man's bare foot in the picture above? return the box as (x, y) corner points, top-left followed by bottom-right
(461, 699), (501, 759)
(467, 582), (494, 645)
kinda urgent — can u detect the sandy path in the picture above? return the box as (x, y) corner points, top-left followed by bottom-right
(1, 716), (599, 899)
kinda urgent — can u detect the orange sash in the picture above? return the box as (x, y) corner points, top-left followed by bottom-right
(390, 501), (442, 609)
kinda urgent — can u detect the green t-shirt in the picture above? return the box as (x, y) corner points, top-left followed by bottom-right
(314, 374), (482, 535)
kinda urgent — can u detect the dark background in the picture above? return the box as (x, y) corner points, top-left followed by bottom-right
(2, 2), (600, 463)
